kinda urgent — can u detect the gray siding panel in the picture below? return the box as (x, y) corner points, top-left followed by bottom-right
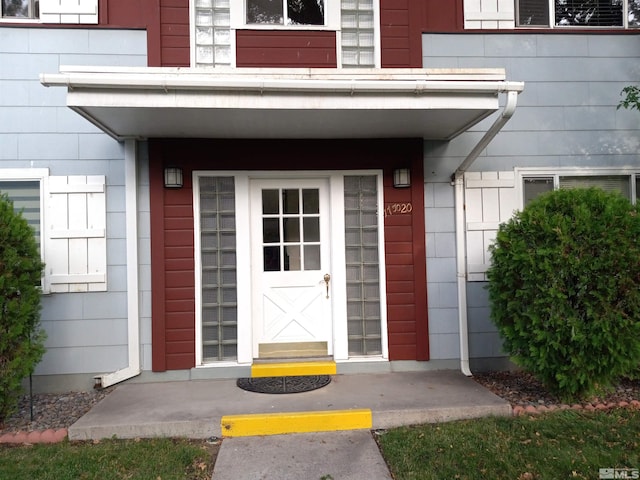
(423, 33), (640, 364)
(0, 26), (147, 381)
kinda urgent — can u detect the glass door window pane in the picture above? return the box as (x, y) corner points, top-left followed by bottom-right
(304, 245), (321, 270)
(303, 217), (320, 242)
(264, 246), (281, 271)
(261, 186), (322, 272)
(282, 189), (299, 214)
(283, 217), (300, 242)
(303, 189), (319, 213)
(262, 189), (279, 214)
(263, 218), (280, 243)
(284, 245), (301, 271)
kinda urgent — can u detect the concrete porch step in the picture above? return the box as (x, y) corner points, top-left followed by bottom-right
(221, 408), (372, 437)
(250, 360), (337, 378)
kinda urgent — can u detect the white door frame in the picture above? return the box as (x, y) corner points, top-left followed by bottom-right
(193, 170), (388, 367)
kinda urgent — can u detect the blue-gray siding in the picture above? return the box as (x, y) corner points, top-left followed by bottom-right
(0, 27), (150, 385)
(423, 33), (640, 366)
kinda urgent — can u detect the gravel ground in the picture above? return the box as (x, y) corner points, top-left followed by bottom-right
(2, 372), (639, 433)
(473, 371), (640, 407)
(0, 387), (114, 434)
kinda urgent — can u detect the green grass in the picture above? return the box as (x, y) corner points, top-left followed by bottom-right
(0, 437), (216, 480)
(377, 409), (640, 480)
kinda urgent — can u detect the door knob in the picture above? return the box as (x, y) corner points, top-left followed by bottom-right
(323, 273), (331, 299)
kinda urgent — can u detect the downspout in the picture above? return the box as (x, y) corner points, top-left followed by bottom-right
(94, 139), (142, 388)
(452, 89), (521, 377)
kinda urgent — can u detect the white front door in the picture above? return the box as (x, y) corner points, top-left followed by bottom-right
(250, 178), (333, 359)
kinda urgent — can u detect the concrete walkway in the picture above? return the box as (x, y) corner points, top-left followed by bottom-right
(69, 370), (511, 479)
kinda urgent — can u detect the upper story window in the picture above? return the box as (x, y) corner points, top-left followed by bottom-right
(517, 0), (640, 27)
(2, 0), (39, 19)
(247, 0), (325, 26)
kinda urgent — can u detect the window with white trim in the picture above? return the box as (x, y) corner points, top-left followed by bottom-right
(516, 0), (640, 28)
(523, 173), (638, 206)
(247, 0), (325, 25)
(0, 171), (108, 293)
(464, 170), (640, 281)
(2, 0), (39, 18)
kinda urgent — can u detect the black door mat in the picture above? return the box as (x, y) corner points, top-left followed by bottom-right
(236, 375), (331, 394)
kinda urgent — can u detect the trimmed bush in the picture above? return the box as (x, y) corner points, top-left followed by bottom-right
(487, 188), (640, 401)
(0, 193), (45, 424)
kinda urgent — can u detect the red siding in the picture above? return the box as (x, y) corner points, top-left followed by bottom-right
(98, 0), (467, 68)
(236, 30), (337, 68)
(149, 138), (428, 371)
(159, 1), (190, 66)
(422, 0), (464, 31)
(100, 0), (189, 67)
(379, 0), (423, 67)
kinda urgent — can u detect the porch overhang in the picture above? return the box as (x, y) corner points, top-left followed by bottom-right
(40, 67), (524, 142)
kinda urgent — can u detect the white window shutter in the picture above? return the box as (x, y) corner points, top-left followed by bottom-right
(39, 0), (98, 24)
(45, 176), (107, 293)
(464, 171), (517, 281)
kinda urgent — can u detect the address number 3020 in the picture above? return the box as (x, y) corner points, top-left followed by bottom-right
(384, 203), (412, 217)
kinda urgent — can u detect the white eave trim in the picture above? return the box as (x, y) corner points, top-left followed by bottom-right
(41, 66), (523, 94)
(40, 67), (524, 142)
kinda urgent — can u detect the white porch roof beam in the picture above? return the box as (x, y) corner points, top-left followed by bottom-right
(41, 67), (524, 142)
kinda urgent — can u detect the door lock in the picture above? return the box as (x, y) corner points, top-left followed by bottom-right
(323, 273), (331, 299)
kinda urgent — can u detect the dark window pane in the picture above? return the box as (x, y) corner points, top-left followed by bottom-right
(263, 218), (280, 243)
(304, 245), (320, 270)
(523, 177), (554, 206)
(282, 189), (299, 214)
(247, 0), (283, 24)
(283, 217), (300, 242)
(302, 188), (319, 213)
(303, 217), (320, 242)
(287, 0), (324, 25)
(284, 245), (301, 271)
(555, 0), (623, 26)
(2, 0), (28, 17)
(264, 246), (281, 271)
(262, 189), (279, 214)
(517, 0), (550, 26)
(631, 0), (640, 26)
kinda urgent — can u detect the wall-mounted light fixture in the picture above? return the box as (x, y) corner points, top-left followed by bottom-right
(393, 168), (411, 188)
(164, 167), (183, 188)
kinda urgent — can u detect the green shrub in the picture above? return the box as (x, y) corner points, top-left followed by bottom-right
(487, 188), (640, 401)
(0, 193), (45, 424)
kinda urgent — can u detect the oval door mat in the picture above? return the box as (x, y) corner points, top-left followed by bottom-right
(236, 375), (331, 394)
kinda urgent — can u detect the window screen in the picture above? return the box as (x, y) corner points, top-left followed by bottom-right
(516, 0), (632, 27)
(517, 0), (551, 26)
(555, 0), (623, 26)
(559, 175), (630, 199)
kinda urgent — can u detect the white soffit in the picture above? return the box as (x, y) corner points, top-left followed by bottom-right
(40, 67), (524, 141)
